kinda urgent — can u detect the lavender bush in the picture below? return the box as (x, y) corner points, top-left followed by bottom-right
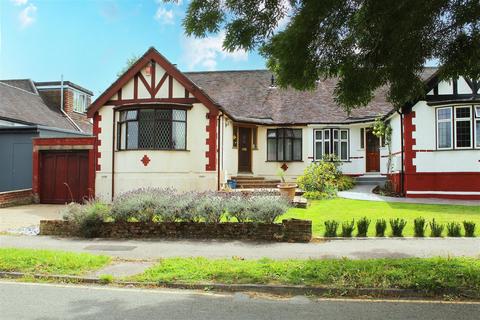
(225, 195), (251, 222)
(248, 195), (290, 224)
(194, 192), (226, 223)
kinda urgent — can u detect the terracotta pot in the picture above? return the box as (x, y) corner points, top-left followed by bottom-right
(277, 183), (297, 202)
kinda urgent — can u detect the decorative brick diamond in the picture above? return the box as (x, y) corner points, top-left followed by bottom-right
(141, 155), (151, 166)
(280, 163), (288, 171)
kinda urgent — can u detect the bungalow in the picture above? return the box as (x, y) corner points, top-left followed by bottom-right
(32, 47), (480, 202)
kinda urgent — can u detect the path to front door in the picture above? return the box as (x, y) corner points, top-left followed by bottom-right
(238, 127), (252, 173)
(365, 129), (380, 172)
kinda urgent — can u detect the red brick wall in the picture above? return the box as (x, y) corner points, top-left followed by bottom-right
(0, 189), (34, 207)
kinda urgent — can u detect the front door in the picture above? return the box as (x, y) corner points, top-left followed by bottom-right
(366, 129), (380, 172)
(238, 127), (252, 173)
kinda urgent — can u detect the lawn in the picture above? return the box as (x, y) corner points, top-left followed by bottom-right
(133, 257), (480, 293)
(0, 248), (110, 275)
(283, 198), (480, 237)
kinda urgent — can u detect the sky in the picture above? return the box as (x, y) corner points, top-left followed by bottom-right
(0, 0), (267, 97)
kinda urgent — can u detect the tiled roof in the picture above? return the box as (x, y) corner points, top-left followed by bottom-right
(0, 81), (79, 131)
(0, 79), (37, 94)
(185, 68), (438, 124)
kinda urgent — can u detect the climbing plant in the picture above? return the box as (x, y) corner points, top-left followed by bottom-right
(372, 116), (393, 174)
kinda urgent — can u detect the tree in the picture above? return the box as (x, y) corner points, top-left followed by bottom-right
(177, 0), (480, 111)
(117, 54), (141, 78)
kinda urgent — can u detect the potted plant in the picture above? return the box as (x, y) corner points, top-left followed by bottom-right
(276, 168), (297, 202)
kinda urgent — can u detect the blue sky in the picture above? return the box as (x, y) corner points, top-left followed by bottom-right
(0, 0), (266, 96)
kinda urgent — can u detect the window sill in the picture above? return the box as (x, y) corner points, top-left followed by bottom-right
(116, 149), (190, 152)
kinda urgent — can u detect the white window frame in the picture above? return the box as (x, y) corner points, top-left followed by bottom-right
(436, 107), (453, 150)
(454, 106), (473, 149)
(314, 128), (349, 161)
(73, 90), (87, 113)
(475, 105), (480, 149)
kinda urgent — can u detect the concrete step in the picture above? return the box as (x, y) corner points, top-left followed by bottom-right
(232, 176), (266, 181)
(355, 175), (387, 187)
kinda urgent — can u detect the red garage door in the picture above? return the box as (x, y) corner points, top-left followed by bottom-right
(40, 151), (89, 204)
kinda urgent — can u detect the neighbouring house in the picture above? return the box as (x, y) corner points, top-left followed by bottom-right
(0, 79), (93, 205)
(32, 47), (480, 203)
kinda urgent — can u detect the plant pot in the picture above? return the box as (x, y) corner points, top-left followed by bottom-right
(277, 183), (297, 202)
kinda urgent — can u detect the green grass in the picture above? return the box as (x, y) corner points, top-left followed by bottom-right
(133, 257), (480, 293)
(283, 198), (480, 237)
(0, 248), (110, 275)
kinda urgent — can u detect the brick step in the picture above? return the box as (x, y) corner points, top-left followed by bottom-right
(232, 176), (267, 181)
(235, 180), (281, 185)
(237, 184), (279, 189)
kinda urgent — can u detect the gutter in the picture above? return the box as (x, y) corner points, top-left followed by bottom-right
(396, 109), (405, 196)
(217, 112), (224, 191)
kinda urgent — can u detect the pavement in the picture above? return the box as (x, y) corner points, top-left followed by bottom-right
(1, 235), (479, 260)
(0, 204), (62, 232)
(338, 185), (480, 206)
(1, 281), (479, 320)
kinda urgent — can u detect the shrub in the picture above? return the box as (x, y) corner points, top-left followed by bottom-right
(324, 220), (339, 237)
(375, 219), (387, 237)
(226, 195), (251, 222)
(341, 220), (355, 237)
(297, 161), (339, 193)
(356, 217), (371, 237)
(62, 199), (109, 238)
(111, 188), (166, 222)
(248, 195), (290, 223)
(463, 221), (476, 237)
(303, 188), (336, 200)
(413, 217), (427, 237)
(336, 175), (355, 191)
(429, 219), (444, 237)
(389, 218), (407, 237)
(99, 274), (114, 284)
(194, 192), (226, 223)
(447, 222), (462, 237)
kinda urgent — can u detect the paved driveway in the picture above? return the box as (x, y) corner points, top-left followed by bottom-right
(0, 204), (63, 232)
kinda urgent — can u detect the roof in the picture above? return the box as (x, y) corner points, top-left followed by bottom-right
(35, 81), (93, 96)
(185, 67), (439, 124)
(0, 81), (79, 131)
(0, 79), (37, 94)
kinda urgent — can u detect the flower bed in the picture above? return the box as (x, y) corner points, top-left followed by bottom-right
(39, 219), (312, 242)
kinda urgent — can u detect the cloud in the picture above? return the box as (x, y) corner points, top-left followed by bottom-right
(154, 7), (174, 25)
(19, 4), (37, 28)
(11, 0), (28, 5)
(181, 31), (248, 71)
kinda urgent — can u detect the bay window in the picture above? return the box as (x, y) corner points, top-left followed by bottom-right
(117, 108), (187, 150)
(436, 106), (478, 150)
(314, 128), (349, 161)
(267, 128), (302, 161)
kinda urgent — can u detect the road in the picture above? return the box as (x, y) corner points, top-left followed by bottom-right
(1, 281), (479, 320)
(1, 235), (480, 260)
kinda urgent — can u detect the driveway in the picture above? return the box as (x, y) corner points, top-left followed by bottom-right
(0, 204), (63, 233)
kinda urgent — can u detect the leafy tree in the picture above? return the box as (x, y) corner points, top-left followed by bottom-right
(176, 0), (480, 111)
(117, 54), (141, 78)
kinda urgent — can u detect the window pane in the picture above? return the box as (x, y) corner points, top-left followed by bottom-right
(172, 122), (186, 149)
(172, 109), (186, 121)
(293, 139), (302, 160)
(267, 130), (276, 138)
(277, 129), (284, 138)
(120, 123), (126, 150)
(324, 130), (330, 140)
(438, 121), (451, 148)
(437, 108), (452, 120)
(476, 120), (480, 148)
(456, 120), (471, 148)
(360, 128), (365, 149)
(315, 141), (322, 159)
(333, 141), (339, 156)
(252, 127), (258, 149)
(456, 107), (471, 119)
(315, 130), (322, 140)
(278, 138), (284, 160)
(127, 122), (138, 149)
(267, 139), (277, 161)
(156, 109), (170, 120)
(475, 106), (480, 118)
(126, 110), (137, 120)
(293, 129), (302, 138)
(333, 130), (338, 140)
(341, 130), (348, 140)
(324, 141), (330, 155)
(284, 138), (293, 161)
(341, 141), (348, 160)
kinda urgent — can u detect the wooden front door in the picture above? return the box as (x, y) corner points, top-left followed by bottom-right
(238, 127), (252, 173)
(366, 129), (380, 172)
(40, 151), (89, 204)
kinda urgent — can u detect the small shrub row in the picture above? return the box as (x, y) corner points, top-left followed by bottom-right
(62, 189), (293, 237)
(323, 217), (476, 238)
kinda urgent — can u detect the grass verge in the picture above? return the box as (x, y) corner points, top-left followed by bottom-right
(132, 257), (480, 293)
(284, 198), (480, 237)
(0, 248), (110, 275)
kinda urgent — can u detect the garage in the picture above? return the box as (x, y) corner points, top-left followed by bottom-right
(40, 151), (90, 203)
(33, 137), (96, 204)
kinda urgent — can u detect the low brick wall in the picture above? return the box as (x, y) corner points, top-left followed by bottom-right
(39, 219), (312, 242)
(0, 189), (34, 208)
